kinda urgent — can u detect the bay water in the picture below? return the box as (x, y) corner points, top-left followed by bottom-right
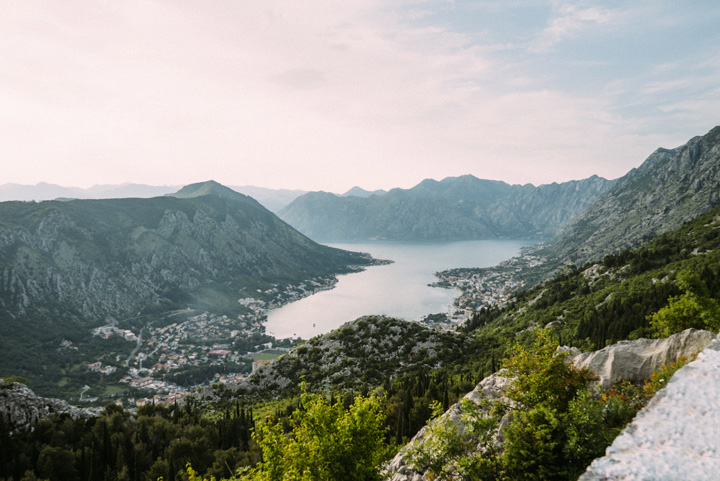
(265, 239), (532, 340)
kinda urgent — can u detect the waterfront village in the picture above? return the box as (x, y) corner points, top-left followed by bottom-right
(87, 276), (339, 408)
(433, 244), (548, 313)
(87, 249), (546, 408)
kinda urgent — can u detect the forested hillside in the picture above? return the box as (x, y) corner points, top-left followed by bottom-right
(463, 204), (720, 372)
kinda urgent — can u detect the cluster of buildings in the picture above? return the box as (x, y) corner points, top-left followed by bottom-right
(84, 279), (330, 407)
(125, 391), (190, 408)
(434, 246), (547, 312)
(87, 362), (117, 375)
(92, 325), (138, 341)
(119, 371), (248, 407)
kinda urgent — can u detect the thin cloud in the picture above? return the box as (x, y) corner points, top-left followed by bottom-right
(529, 3), (616, 53)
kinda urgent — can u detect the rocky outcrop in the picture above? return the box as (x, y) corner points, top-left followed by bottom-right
(572, 328), (715, 389)
(384, 329), (716, 480)
(204, 316), (474, 398)
(578, 333), (720, 481)
(0, 379), (100, 430)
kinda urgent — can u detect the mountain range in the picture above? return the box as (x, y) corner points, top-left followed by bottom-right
(547, 125), (720, 266)
(278, 175), (615, 241)
(277, 126), (720, 268)
(0, 182), (307, 213)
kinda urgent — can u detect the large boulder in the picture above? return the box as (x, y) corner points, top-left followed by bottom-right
(572, 329), (715, 389)
(579, 333), (720, 480)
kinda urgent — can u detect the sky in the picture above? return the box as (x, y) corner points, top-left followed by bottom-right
(1, 1), (719, 193)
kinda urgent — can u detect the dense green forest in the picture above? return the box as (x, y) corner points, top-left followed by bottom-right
(0, 398), (259, 481)
(2, 205), (719, 480)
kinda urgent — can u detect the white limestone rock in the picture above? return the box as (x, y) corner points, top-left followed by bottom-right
(384, 371), (512, 481)
(384, 329), (717, 481)
(572, 328), (714, 389)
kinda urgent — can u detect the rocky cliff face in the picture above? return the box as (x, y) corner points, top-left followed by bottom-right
(385, 372), (512, 481)
(572, 328), (715, 389)
(550, 126), (720, 266)
(383, 329), (716, 481)
(0, 379), (100, 431)
(278, 175), (615, 242)
(578, 333), (720, 481)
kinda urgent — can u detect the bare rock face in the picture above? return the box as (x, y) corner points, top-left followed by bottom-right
(578, 333), (720, 481)
(572, 328), (715, 389)
(0, 379), (100, 430)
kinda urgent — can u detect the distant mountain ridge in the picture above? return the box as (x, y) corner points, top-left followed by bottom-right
(278, 174), (615, 241)
(0, 182), (179, 202)
(341, 186), (388, 198)
(548, 125), (720, 266)
(0, 182), (306, 213)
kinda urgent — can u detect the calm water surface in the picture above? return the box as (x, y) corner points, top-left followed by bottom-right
(265, 240), (532, 339)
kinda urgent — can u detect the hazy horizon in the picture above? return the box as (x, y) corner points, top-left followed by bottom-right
(0, 169), (611, 199)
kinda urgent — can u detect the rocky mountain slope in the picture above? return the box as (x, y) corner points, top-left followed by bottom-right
(548, 125), (720, 266)
(385, 329), (716, 481)
(278, 174), (614, 241)
(0, 180), (372, 323)
(0, 181), (375, 389)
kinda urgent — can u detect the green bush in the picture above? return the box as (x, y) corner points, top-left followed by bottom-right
(649, 269), (720, 336)
(242, 384), (390, 481)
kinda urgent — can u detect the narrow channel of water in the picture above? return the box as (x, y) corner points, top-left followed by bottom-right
(265, 239), (531, 339)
